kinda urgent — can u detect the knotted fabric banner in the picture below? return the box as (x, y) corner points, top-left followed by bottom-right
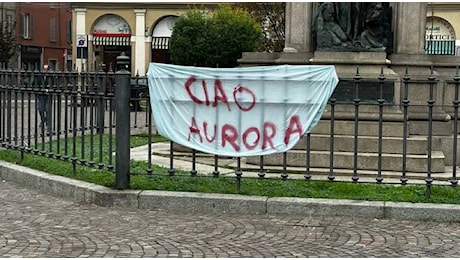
(147, 63), (338, 157)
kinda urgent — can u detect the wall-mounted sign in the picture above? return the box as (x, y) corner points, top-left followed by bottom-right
(76, 35), (88, 47)
(426, 16), (456, 40)
(21, 45), (41, 54)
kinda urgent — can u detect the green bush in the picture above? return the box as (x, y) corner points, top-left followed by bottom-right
(170, 4), (262, 68)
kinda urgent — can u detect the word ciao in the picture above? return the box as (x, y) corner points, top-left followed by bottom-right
(184, 76), (303, 152)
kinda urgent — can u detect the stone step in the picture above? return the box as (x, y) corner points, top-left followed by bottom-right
(311, 120), (407, 137)
(245, 150), (445, 173)
(233, 163), (454, 184)
(295, 134), (428, 155)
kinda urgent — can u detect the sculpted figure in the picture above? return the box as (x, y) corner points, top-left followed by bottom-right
(334, 2), (362, 44)
(360, 3), (387, 50)
(314, 2), (350, 49)
(313, 2), (392, 52)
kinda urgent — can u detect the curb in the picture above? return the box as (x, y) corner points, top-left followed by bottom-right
(1, 160), (460, 222)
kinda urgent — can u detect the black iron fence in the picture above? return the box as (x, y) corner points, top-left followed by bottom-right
(1, 58), (460, 197)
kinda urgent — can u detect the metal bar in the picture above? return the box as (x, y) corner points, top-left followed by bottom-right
(426, 67), (436, 198)
(353, 67), (360, 183)
(376, 67), (385, 183)
(168, 141), (175, 176)
(20, 78), (25, 160)
(46, 83), (53, 158)
(55, 75), (62, 160)
(88, 72), (95, 167)
(281, 152), (288, 180)
(26, 72), (32, 154)
(146, 101), (153, 175)
(107, 70), (115, 172)
(97, 70), (105, 169)
(6, 69), (12, 149)
(71, 70), (79, 175)
(328, 97), (336, 181)
(213, 155), (220, 178)
(401, 68), (410, 185)
(305, 133), (311, 181)
(63, 71), (70, 161)
(258, 155), (265, 179)
(236, 157), (242, 193)
(451, 67), (459, 187)
(13, 73), (18, 150)
(191, 149), (197, 176)
(79, 71), (87, 165)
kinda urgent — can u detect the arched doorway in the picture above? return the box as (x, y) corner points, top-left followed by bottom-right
(92, 14), (132, 71)
(425, 16), (456, 55)
(150, 16), (178, 64)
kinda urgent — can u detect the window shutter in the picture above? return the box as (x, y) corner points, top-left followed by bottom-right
(20, 13), (25, 38)
(30, 14), (34, 39)
(67, 20), (72, 43)
(50, 17), (56, 41)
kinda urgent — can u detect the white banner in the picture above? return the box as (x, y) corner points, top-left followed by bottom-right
(147, 63), (338, 157)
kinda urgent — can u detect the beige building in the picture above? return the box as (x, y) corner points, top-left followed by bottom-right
(70, 3), (217, 76)
(70, 2), (460, 75)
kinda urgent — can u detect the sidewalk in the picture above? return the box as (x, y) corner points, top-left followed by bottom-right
(1, 157), (460, 223)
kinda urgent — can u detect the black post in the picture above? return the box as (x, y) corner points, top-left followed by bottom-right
(115, 52), (131, 189)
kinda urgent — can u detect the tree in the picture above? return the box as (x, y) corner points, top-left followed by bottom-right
(0, 20), (16, 67)
(233, 2), (285, 53)
(170, 4), (262, 68)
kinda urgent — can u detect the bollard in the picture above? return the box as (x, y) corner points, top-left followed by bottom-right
(115, 52), (131, 189)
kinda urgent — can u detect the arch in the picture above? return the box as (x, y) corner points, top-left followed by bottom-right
(149, 15), (179, 64)
(92, 14), (132, 46)
(151, 15), (178, 37)
(425, 16), (456, 55)
(426, 16), (456, 40)
(90, 14), (132, 72)
(150, 15), (178, 50)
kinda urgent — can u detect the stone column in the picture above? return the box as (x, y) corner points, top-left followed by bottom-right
(394, 2), (427, 55)
(390, 3), (451, 130)
(134, 9), (147, 76)
(74, 8), (87, 72)
(283, 2), (313, 53)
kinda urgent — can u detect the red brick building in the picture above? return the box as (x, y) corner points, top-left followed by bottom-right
(16, 2), (72, 70)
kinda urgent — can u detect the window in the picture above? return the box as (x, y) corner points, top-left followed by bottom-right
(50, 17), (56, 42)
(48, 60), (57, 70)
(67, 20), (72, 43)
(49, 2), (56, 9)
(21, 13), (34, 39)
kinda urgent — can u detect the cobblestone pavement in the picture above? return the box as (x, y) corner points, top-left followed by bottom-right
(1, 180), (460, 258)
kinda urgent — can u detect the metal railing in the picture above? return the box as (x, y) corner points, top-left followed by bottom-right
(1, 58), (460, 198)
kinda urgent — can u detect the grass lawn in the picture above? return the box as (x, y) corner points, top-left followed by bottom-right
(0, 133), (459, 205)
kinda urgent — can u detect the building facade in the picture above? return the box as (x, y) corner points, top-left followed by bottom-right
(70, 3), (218, 76)
(16, 2), (72, 70)
(68, 2), (460, 75)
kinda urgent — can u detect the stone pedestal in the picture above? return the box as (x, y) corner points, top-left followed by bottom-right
(310, 51), (402, 118)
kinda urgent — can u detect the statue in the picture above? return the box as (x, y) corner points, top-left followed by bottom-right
(313, 2), (392, 52)
(360, 3), (387, 50)
(314, 2), (350, 49)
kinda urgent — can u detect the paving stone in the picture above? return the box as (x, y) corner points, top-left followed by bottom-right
(2, 180), (460, 257)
